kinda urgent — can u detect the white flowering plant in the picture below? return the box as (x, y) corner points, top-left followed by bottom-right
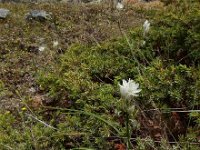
(143, 20), (150, 37)
(118, 78), (141, 149)
(119, 78), (141, 99)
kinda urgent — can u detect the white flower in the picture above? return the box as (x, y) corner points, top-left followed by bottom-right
(29, 87), (36, 93)
(143, 20), (150, 35)
(53, 41), (59, 47)
(119, 79), (141, 99)
(141, 40), (146, 46)
(116, 2), (124, 10)
(39, 46), (46, 52)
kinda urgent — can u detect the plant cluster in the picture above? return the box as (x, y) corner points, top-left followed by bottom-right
(1, 1), (200, 149)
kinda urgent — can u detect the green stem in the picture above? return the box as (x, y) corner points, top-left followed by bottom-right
(125, 112), (131, 150)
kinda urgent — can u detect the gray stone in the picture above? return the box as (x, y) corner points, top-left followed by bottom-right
(0, 8), (10, 19)
(25, 10), (52, 21)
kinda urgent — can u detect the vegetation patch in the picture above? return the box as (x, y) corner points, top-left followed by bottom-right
(0, 1), (200, 149)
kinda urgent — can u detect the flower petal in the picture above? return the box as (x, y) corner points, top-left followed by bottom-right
(119, 79), (141, 99)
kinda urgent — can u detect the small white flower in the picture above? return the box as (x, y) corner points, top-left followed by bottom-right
(141, 40), (146, 46)
(53, 41), (59, 47)
(143, 20), (150, 35)
(116, 2), (124, 10)
(119, 78), (141, 99)
(39, 46), (46, 52)
(29, 87), (36, 93)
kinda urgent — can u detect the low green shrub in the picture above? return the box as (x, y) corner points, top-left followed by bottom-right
(137, 58), (200, 108)
(141, 0), (200, 65)
(36, 1), (200, 148)
(1, 1), (200, 149)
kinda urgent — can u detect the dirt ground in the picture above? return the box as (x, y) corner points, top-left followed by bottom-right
(0, 2), (153, 111)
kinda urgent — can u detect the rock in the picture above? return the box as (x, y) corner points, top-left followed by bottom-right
(0, 8), (10, 19)
(29, 87), (37, 93)
(27, 45), (40, 54)
(25, 10), (52, 21)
